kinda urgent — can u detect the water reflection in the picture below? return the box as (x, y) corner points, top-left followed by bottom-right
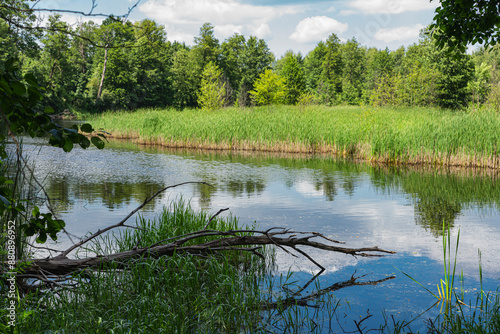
(369, 166), (500, 236)
(48, 179), (163, 212)
(12, 136), (500, 332)
(32, 139), (500, 237)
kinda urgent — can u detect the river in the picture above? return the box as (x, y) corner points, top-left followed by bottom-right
(18, 134), (500, 332)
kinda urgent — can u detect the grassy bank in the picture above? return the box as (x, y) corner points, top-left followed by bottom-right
(91, 105), (500, 168)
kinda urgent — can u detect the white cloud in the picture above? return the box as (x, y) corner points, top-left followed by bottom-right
(290, 16), (348, 43)
(252, 23), (272, 39)
(214, 24), (244, 39)
(339, 10), (356, 16)
(139, 0), (301, 43)
(374, 23), (425, 42)
(348, 0), (436, 14)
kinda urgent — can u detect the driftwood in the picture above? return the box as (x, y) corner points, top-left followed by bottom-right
(12, 182), (395, 280)
(21, 228), (395, 276)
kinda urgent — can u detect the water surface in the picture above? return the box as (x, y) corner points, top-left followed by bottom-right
(19, 136), (500, 332)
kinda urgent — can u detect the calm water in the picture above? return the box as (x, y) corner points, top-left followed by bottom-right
(17, 135), (500, 332)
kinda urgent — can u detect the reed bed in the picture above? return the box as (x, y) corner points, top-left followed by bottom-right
(91, 105), (500, 169)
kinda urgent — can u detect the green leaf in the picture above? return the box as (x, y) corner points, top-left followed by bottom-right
(24, 226), (35, 237)
(80, 123), (94, 133)
(79, 136), (91, 149)
(11, 81), (26, 96)
(37, 232), (47, 243)
(91, 136), (105, 149)
(62, 139), (74, 152)
(24, 73), (38, 86)
(32, 206), (40, 217)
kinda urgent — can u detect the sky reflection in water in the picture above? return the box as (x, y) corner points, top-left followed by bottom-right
(18, 137), (500, 332)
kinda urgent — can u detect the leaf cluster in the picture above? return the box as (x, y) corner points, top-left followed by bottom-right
(0, 58), (106, 242)
(431, 0), (500, 52)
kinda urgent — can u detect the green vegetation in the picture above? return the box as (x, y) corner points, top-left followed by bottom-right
(92, 105), (500, 168)
(13, 200), (342, 333)
(395, 223), (500, 334)
(3, 1), (500, 112)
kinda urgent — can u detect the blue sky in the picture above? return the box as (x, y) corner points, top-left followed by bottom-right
(37, 0), (439, 57)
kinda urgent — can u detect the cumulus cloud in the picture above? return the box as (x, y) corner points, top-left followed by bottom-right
(374, 23), (425, 42)
(214, 24), (244, 39)
(348, 0), (436, 14)
(139, 0), (300, 42)
(289, 16), (348, 43)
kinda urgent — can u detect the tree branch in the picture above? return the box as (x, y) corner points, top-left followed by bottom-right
(21, 228), (395, 276)
(56, 181), (212, 258)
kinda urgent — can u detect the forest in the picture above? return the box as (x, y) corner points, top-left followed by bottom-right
(2, 4), (500, 113)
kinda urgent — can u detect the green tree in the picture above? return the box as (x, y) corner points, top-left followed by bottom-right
(23, 15), (79, 110)
(171, 48), (202, 109)
(432, 45), (475, 109)
(321, 33), (343, 104)
(238, 36), (273, 106)
(431, 0), (500, 52)
(303, 41), (327, 93)
(340, 38), (366, 104)
(0, 0), (39, 63)
(279, 51), (306, 104)
(127, 19), (173, 108)
(363, 47), (392, 101)
(193, 23), (220, 69)
(468, 62), (491, 105)
(89, 16), (135, 107)
(198, 62), (226, 110)
(220, 33), (246, 103)
(249, 69), (285, 106)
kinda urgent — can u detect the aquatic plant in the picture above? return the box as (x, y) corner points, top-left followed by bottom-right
(90, 105), (500, 169)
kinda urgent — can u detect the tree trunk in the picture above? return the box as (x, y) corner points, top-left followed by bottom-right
(96, 44), (108, 100)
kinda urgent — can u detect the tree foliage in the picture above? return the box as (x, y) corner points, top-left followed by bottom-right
(249, 69), (285, 106)
(278, 51), (306, 105)
(431, 0), (500, 52)
(198, 62), (226, 111)
(1, 1), (497, 112)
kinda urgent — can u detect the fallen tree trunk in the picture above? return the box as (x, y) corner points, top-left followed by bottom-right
(21, 228), (395, 276)
(9, 182), (395, 280)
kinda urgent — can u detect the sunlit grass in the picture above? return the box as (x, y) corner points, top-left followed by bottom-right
(90, 105), (500, 168)
(15, 200), (342, 333)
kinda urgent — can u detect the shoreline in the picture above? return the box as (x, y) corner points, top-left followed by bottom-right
(90, 105), (500, 170)
(102, 133), (500, 170)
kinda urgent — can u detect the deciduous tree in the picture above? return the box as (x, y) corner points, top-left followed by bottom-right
(198, 62), (226, 110)
(249, 69), (285, 106)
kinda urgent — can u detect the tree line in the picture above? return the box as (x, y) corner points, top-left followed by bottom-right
(2, 9), (500, 112)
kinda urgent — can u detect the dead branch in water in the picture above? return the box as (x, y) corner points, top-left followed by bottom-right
(8, 182), (395, 281)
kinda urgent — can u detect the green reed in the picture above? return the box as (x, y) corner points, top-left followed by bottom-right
(15, 200), (343, 333)
(91, 105), (500, 168)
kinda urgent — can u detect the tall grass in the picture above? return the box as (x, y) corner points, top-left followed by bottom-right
(16, 200), (343, 333)
(91, 105), (500, 168)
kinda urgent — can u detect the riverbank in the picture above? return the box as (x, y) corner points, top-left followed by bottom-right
(90, 105), (500, 169)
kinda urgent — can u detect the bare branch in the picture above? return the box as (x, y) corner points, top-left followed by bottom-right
(19, 228), (395, 276)
(56, 182), (212, 258)
(261, 273), (396, 310)
(1, 1), (142, 20)
(204, 208), (229, 230)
